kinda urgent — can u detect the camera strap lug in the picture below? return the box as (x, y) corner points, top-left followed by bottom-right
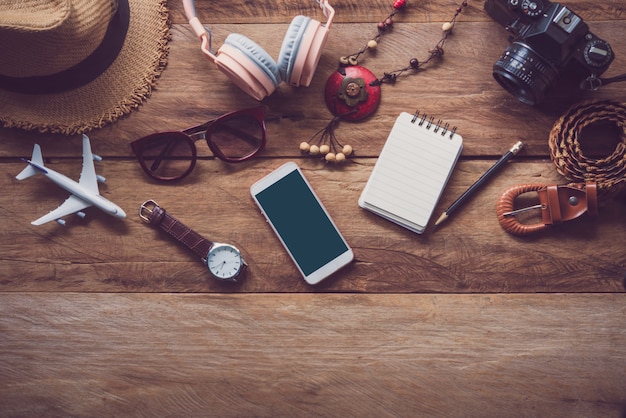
(581, 72), (626, 91)
(580, 75), (603, 90)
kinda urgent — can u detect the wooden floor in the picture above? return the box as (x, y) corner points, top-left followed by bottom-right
(1, 0), (625, 416)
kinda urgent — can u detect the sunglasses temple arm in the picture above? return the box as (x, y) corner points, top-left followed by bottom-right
(149, 139), (178, 171)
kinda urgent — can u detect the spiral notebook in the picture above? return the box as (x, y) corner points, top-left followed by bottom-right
(359, 111), (463, 234)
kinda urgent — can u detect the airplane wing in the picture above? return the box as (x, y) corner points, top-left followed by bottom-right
(31, 195), (92, 226)
(78, 134), (100, 194)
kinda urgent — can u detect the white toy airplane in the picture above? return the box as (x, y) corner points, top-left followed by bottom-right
(16, 134), (127, 226)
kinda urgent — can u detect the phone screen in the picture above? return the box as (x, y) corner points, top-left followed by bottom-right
(251, 163), (353, 284)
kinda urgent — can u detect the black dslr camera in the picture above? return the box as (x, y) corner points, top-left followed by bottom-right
(484, 0), (614, 105)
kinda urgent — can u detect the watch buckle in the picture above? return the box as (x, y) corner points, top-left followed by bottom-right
(139, 199), (159, 223)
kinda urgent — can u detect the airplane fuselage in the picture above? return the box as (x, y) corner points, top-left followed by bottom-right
(28, 161), (126, 219)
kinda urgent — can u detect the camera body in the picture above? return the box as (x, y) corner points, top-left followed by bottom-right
(484, 0), (614, 105)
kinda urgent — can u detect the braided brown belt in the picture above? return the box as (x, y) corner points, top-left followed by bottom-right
(497, 100), (626, 235)
(549, 100), (626, 197)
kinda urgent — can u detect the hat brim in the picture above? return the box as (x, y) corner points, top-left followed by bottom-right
(0, 0), (170, 135)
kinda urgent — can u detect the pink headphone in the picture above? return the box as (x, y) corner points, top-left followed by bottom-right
(183, 0), (335, 101)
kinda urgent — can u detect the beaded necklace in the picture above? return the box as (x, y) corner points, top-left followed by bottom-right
(300, 0), (468, 164)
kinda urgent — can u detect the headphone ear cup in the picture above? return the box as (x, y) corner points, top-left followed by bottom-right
(224, 34), (281, 86)
(217, 33), (281, 100)
(277, 15), (312, 86)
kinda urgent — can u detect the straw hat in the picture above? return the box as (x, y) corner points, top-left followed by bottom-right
(0, 0), (170, 135)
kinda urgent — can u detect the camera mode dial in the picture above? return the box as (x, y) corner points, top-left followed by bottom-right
(521, 0), (544, 17)
(583, 39), (613, 68)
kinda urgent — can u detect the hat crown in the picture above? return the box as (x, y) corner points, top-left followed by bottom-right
(0, 0), (118, 77)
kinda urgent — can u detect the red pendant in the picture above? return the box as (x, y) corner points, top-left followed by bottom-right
(393, 0), (407, 9)
(324, 65), (381, 122)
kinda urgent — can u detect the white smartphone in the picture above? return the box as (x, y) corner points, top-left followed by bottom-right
(250, 162), (354, 285)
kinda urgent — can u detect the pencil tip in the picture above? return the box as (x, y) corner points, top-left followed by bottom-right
(435, 213), (447, 226)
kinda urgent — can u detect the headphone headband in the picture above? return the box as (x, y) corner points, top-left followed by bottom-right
(317, 0), (335, 29)
(183, 0), (334, 99)
(184, 1), (334, 42)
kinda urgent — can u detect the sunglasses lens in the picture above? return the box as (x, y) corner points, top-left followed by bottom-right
(210, 114), (264, 160)
(137, 134), (193, 180)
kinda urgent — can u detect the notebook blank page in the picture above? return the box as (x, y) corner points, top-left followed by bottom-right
(362, 112), (463, 227)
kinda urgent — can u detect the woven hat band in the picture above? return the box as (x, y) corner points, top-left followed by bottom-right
(0, 0), (171, 135)
(0, 0), (129, 94)
(0, 0), (117, 78)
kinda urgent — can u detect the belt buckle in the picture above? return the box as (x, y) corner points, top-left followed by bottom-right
(496, 183), (548, 236)
(496, 182), (598, 236)
(139, 199), (159, 223)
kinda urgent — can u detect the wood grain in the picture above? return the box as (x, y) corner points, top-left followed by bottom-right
(0, 0), (625, 414)
(1, 20), (624, 156)
(1, 293), (625, 417)
(165, 0), (626, 24)
(2, 158), (624, 293)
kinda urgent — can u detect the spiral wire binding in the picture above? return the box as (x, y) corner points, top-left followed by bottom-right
(411, 110), (457, 139)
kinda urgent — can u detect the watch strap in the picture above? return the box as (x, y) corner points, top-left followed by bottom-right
(143, 202), (213, 261)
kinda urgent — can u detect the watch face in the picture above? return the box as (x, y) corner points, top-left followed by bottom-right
(207, 244), (244, 281)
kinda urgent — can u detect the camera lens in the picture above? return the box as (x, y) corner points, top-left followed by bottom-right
(492, 41), (558, 105)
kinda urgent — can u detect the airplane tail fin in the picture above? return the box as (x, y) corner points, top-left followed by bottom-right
(16, 144), (45, 180)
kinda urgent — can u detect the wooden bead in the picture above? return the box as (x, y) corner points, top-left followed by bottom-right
(442, 22), (453, 32)
(309, 145), (320, 155)
(299, 142), (310, 152)
(367, 40), (378, 49)
(342, 145), (353, 156)
(335, 152), (346, 163)
(325, 152), (336, 162)
(320, 144), (330, 155)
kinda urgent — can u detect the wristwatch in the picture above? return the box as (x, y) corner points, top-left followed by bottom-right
(139, 200), (247, 282)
